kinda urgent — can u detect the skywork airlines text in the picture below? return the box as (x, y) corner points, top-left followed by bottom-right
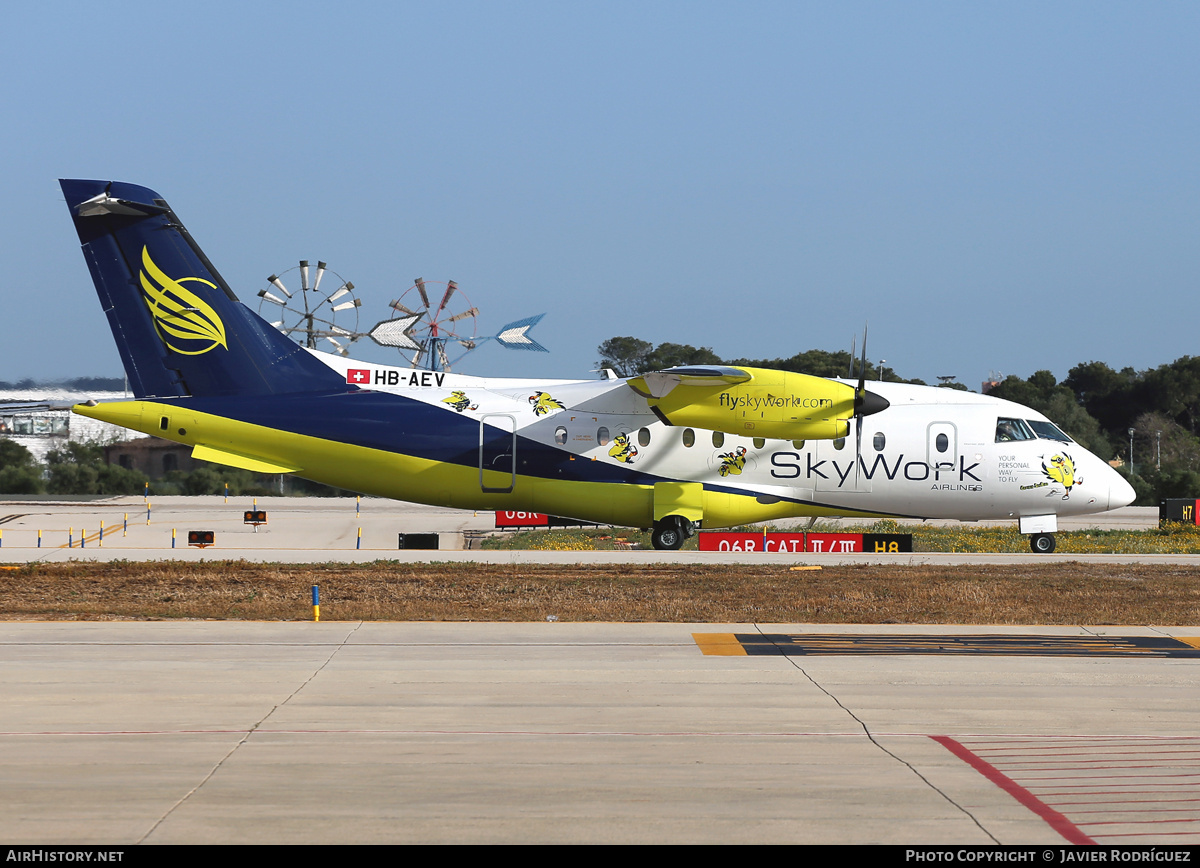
(770, 451), (982, 489)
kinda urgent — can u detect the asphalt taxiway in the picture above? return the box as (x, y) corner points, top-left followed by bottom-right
(1, 622), (1197, 844)
(3, 497), (1197, 844)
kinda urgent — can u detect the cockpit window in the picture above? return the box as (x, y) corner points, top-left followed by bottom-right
(1027, 420), (1072, 443)
(995, 417), (1035, 443)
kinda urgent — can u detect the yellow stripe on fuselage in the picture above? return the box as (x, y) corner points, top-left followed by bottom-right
(71, 400), (885, 529)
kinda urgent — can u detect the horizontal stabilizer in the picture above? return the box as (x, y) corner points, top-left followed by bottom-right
(191, 444), (301, 474)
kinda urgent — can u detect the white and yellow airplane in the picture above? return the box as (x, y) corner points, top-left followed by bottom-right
(62, 179), (1135, 552)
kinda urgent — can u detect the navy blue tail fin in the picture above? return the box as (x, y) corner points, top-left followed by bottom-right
(60, 179), (346, 399)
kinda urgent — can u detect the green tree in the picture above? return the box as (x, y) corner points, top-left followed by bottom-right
(1142, 357), (1200, 434)
(642, 342), (723, 371)
(988, 371), (1113, 458)
(44, 442), (148, 495)
(0, 439), (44, 494)
(596, 337), (653, 377)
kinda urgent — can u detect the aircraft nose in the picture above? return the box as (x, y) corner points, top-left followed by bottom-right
(1108, 467), (1136, 509)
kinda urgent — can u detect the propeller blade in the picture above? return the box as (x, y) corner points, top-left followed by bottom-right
(854, 324), (868, 486)
(855, 414), (863, 486)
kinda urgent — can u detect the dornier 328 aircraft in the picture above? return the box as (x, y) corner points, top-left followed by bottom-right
(60, 179), (1135, 552)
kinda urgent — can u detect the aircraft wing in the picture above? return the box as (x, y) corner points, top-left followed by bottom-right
(626, 366), (752, 399)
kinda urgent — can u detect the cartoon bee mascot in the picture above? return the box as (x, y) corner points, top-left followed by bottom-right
(528, 391), (565, 417)
(608, 433), (638, 464)
(1041, 453), (1082, 499)
(718, 446), (748, 477)
(442, 391), (478, 413)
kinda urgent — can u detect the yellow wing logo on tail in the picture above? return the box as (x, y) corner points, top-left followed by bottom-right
(138, 246), (228, 355)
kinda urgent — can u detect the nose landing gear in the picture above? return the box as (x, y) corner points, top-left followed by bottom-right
(1030, 533), (1056, 554)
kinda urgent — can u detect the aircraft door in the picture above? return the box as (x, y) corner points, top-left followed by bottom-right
(480, 414), (516, 493)
(927, 422), (957, 474)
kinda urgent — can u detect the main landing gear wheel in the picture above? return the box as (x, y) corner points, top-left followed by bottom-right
(1030, 533), (1056, 554)
(651, 516), (694, 551)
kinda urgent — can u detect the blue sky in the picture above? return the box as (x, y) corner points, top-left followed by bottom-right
(4, 2), (1198, 389)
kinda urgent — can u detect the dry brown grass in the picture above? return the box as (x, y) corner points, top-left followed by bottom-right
(0, 560), (1197, 624)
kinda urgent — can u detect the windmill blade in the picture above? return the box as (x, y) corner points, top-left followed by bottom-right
(257, 289), (288, 306)
(414, 278), (430, 309)
(266, 274), (292, 298)
(312, 261), (327, 294)
(299, 260), (310, 294)
(447, 306), (479, 323)
(390, 300), (417, 316)
(436, 281), (457, 316)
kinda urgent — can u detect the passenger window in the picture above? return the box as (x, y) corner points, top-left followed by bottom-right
(873, 432), (886, 452)
(638, 428), (651, 447)
(597, 426), (610, 446)
(792, 440), (805, 450)
(712, 431), (724, 448)
(935, 433), (948, 453)
(753, 437), (765, 449)
(554, 426), (567, 445)
(833, 437), (846, 451)
(682, 428), (695, 447)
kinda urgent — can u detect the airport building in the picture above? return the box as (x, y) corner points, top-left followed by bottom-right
(0, 388), (145, 464)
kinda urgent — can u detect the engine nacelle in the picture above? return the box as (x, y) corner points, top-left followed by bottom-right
(628, 366), (857, 441)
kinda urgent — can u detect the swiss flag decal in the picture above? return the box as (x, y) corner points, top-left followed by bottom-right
(346, 368), (371, 384)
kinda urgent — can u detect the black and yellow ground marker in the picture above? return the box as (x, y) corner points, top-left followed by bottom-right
(693, 633), (1200, 658)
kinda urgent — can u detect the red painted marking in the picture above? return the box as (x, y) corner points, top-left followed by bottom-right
(932, 735), (1094, 844)
(494, 511), (548, 528)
